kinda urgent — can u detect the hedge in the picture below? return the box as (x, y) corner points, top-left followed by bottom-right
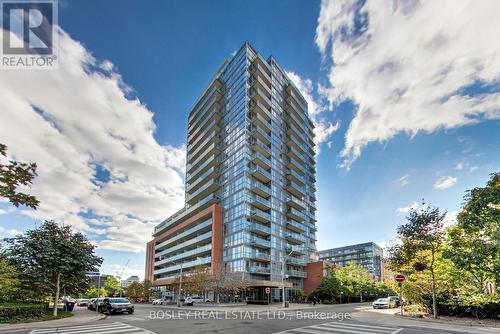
(0, 303), (44, 322)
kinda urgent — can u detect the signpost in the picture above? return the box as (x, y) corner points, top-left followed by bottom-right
(265, 287), (270, 305)
(395, 274), (406, 316)
(86, 272), (101, 313)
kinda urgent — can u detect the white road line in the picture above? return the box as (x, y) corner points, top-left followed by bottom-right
(29, 322), (156, 334)
(273, 321), (400, 334)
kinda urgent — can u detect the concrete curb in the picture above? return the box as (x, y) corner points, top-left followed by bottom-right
(0, 313), (105, 332)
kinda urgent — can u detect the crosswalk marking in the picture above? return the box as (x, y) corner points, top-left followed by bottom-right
(29, 322), (156, 334)
(274, 321), (400, 334)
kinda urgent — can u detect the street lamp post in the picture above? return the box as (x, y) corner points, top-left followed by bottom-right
(177, 263), (183, 307)
(282, 248), (294, 307)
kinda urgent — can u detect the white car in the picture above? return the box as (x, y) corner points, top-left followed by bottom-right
(152, 299), (163, 305)
(372, 298), (397, 309)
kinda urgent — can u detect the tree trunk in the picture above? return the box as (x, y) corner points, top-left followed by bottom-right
(53, 272), (61, 317)
(430, 268), (437, 319)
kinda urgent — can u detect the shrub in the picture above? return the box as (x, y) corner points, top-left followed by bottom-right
(438, 293), (500, 319)
(0, 303), (44, 323)
(403, 303), (429, 315)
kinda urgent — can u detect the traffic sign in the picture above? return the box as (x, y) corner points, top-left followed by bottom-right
(395, 274), (406, 282)
(85, 271), (100, 276)
(265, 287), (270, 294)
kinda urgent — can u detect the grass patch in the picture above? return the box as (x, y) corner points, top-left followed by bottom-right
(0, 303), (73, 324)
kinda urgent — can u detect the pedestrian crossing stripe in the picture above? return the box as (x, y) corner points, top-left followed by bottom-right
(274, 321), (401, 334)
(29, 322), (156, 334)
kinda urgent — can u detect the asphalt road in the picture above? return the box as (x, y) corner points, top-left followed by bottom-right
(0, 303), (494, 334)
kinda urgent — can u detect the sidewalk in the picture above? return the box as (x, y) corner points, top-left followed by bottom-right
(0, 307), (105, 332)
(353, 306), (499, 334)
(155, 302), (321, 313)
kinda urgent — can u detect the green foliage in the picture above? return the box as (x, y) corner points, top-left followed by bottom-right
(315, 262), (394, 303)
(443, 172), (500, 287)
(104, 276), (122, 295)
(3, 221), (103, 314)
(125, 281), (144, 301)
(0, 143), (39, 209)
(0, 303), (44, 323)
(0, 255), (20, 302)
(387, 205), (446, 318)
(85, 287), (107, 298)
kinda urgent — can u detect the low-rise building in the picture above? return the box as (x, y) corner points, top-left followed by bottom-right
(121, 275), (140, 289)
(317, 242), (384, 280)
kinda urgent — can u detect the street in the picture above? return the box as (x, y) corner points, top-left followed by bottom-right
(1, 303), (497, 334)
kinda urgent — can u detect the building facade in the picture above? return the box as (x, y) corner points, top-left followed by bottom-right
(317, 242), (384, 280)
(145, 42), (317, 301)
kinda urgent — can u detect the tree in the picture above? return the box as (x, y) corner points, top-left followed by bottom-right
(0, 143), (39, 209)
(444, 172), (499, 288)
(0, 254), (20, 302)
(104, 276), (122, 296)
(387, 204), (446, 318)
(125, 281), (144, 302)
(86, 287), (107, 298)
(142, 279), (153, 301)
(3, 221), (103, 316)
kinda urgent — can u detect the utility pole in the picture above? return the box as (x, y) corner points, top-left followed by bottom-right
(177, 263), (183, 307)
(282, 248), (294, 307)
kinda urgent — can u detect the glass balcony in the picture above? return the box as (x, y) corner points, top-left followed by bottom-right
(187, 142), (219, 173)
(155, 244), (211, 266)
(250, 88), (272, 112)
(287, 157), (303, 174)
(186, 178), (219, 205)
(156, 230), (213, 258)
(287, 269), (307, 278)
(287, 256), (308, 266)
(286, 83), (308, 113)
(246, 222), (271, 236)
(250, 112), (271, 133)
(286, 244), (306, 255)
(250, 165), (271, 183)
(249, 252), (271, 262)
(287, 207), (306, 222)
(287, 180), (305, 198)
(248, 266), (270, 275)
(252, 151), (271, 170)
(154, 256), (211, 275)
(251, 139), (271, 158)
(186, 166), (216, 192)
(188, 79), (223, 125)
(155, 219), (212, 251)
(286, 220), (306, 233)
(189, 119), (219, 147)
(251, 125), (271, 145)
(189, 104), (221, 135)
(249, 236), (271, 249)
(251, 194), (271, 211)
(250, 180), (271, 198)
(188, 154), (219, 182)
(286, 195), (305, 211)
(250, 59), (272, 87)
(286, 169), (305, 186)
(285, 231), (307, 244)
(250, 207), (271, 223)
(187, 131), (220, 162)
(288, 146), (305, 164)
(250, 73), (272, 96)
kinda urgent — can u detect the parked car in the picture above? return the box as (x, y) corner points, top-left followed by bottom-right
(88, 298), (105, 311)
(152, 299), (163, 305)
(372, 298), (397, 309)
(184, 297), (194, 306)
(388, 296), (401, 307)
(101, 297), (134, 315)
(190, 296), (204, 303)
(77, 299), (90, 306)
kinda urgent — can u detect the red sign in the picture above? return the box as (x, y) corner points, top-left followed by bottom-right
(265, 287), (271, 294)
(395, 274), (406, 282)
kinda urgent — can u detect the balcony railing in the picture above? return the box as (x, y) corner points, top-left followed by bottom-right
(252, 139), (271, 158)
(287, 269), (307, 278)
(186, 166), (216, 192)
(250, 165), (271, 183)
(250, 207), (271, 223)
(246, 222), (271, 235)
(249, 236), (271, 248)
(155, 244), (211, 266)
(287, 181), (305, 198)
(250, 180), (271, 198)
(286, 195), (305, 210)
(186, 178), (219, 204)
(155, 218), (212, 251)
(248, 266), (270, 274)
(287, 256), (308, 266)
(286, 231), (307, 243)
(250, 112), (271, 133)
(156, 230), (213, 258)
(286, 220), (306, 233)
(252, 151), (272, 170)
(154, 256), (211, 275)
(251, 125), (271, 145)
(251, 194), (271, 210)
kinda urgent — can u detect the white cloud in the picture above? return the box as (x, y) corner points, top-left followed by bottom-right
(434, 176), (457, 190)
(443, 210), (458, 228)
(396, 174), (410, 187)
(0, 226), (22, 237)
(0, 28), (185, 252)
(286, 71), (340, 153)
(396, 201), (426, 215)
(455, 162), (466, 171)
(316, 0), (500, 168)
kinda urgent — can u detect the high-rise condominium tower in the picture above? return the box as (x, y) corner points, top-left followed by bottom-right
(145, 42), (317, 301)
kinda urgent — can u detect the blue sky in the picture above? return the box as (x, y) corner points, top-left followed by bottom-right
(0, 0), (499, 279)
